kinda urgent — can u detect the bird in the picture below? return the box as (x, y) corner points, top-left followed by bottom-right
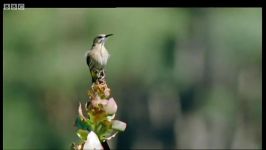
(85, 34), (113, 83)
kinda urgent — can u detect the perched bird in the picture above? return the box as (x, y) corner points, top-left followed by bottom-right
(86, 34), (113, 83)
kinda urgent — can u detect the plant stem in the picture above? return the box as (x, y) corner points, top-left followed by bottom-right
(101, 141), (110, 150)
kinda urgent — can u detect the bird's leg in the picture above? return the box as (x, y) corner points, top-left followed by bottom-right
(98, 69), (106, 84)
(90, 68), (98, 84)
(89, 67), (106, 84)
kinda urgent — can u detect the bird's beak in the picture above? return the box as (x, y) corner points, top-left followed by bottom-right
(105, 34), (114, 38)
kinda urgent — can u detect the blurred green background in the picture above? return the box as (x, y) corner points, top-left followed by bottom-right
(3, 8), (261, 149)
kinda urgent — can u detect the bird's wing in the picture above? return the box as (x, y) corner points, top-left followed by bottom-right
(85, 50), (92, 68)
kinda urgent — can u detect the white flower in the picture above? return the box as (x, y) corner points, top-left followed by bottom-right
(103, 98), (117, 115)
(83, 131), (103, 150)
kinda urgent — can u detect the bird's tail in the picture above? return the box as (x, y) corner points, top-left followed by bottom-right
(87, 54), (106, 84)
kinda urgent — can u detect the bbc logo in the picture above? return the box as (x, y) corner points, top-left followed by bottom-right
(4, 3), (25, 10)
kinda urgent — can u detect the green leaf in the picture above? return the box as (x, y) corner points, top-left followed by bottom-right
(86, 118), (95, 131)
(77, 129), (89, 141)
(70, 143), (76, 150)
(95, 123), (104, 135)
(99, 129), (118, 141)
(75, 117), (92, 131)
(71, 142), (84, 150)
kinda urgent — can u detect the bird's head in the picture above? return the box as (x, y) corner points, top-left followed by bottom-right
(93, 34), (113, 46)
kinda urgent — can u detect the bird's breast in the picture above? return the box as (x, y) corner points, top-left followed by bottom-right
(90, 47), (110, 66)
(99, 48), (109, 65)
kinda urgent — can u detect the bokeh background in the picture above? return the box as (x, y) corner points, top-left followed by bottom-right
(3, 8), (262, 149)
